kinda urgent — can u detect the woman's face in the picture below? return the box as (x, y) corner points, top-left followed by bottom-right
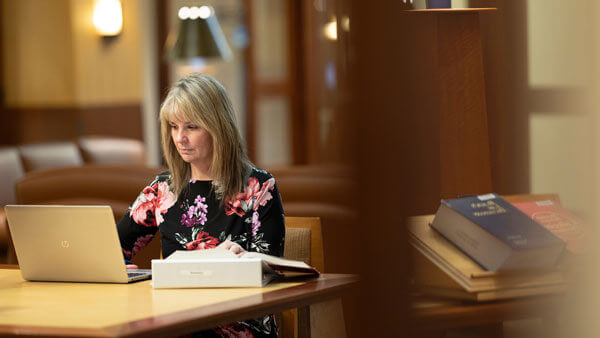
(169, 119), (213, 168)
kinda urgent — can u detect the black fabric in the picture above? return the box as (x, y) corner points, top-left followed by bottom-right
(117, 167), (285, 337)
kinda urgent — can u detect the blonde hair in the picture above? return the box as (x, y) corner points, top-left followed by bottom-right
(159, 73), (252, 201)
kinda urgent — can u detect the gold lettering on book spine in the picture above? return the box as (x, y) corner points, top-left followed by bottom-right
(471, 200), (507, 217)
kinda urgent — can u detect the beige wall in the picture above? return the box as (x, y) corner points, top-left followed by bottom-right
(526, 0), (595, 216)
(253, 0), (290, 166)
(70, 0), (142, 105)
(2, 0), (142, 107)
(2, 0), (75, 106)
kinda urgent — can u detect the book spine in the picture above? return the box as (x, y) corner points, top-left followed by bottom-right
(432, 204), (509, 270)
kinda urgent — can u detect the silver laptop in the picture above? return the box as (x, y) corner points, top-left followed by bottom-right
(5, 205), (152, 283)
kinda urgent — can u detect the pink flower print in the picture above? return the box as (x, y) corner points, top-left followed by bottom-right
(155, 182), (176, 225)
(180, 195), (209, 227)
(131, 234), (154, 257)
(130, 186), (158, 227)
(245, 177), (261, 197)
(253, 178), (275, 211)
(194, 195), (208, 212)
(251, 211), (261, 236)
(130, 181), (175, 227)
(215, 324), (254, 338)
(224, 199), (245, 217)
(185, 231), (219, 250)
(225, 177), (276, 217)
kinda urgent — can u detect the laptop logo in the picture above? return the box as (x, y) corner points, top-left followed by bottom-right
(61, 240), (70, 248)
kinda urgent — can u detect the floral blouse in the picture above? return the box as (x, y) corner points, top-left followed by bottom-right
(117, 168), (285, 337)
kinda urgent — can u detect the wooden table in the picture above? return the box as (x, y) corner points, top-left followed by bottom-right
(0, 268), (357, 337)
(412, 295), (564, 334)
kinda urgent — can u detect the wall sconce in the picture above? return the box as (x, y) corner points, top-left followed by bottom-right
(165, 5), (233, 61)
(324, 18), (337, 41)
(93, 0), (123, 36)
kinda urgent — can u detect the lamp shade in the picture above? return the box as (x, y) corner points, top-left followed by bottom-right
(166, 8), (232, 61)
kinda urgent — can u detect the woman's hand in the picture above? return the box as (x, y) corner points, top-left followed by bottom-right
(126, 264), (139, 269)
(217, 240), (246, 257)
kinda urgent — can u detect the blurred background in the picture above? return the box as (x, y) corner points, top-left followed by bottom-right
(1, 0), (600, 336)
(0, 0), (353, 169)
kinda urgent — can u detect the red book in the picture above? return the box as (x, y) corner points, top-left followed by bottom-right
(512, 200), (587, 255)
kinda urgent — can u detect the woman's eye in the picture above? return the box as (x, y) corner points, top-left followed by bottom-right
(187, 125), (198, 130)
(170, 124), (178, 130)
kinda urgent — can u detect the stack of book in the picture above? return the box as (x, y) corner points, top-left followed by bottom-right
(408, 193), (585, 301)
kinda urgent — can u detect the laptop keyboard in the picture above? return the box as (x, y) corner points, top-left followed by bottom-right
(127, 272), (147, 278)
(127, 269), (152, 280)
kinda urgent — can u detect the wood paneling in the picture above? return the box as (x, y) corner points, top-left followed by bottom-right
(471, 0), (530, 194)
(402, 9), (494, 214)
(243, 0), (256, 161)
(436, 11), (492, 198)
(3, 107), (79, 144)
(287, 0), (306, 165)
(1, 105), (142, 145)
(351, 1), (411, 335)
(157, 0), (169, 102)
(79, 105), (143, 139)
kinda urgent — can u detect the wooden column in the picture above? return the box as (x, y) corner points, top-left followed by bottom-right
(406, 8), (496, 213)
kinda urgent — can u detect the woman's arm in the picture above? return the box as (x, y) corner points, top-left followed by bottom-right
(117, 211), (159, 262)
(250, 180), (285, 257)
(117, 175), (176, 261)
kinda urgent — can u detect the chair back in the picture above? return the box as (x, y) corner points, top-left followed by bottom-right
(15, 165), (163, 221)
(283, 216), (324, 272)
(18, 142), (83, 172)
(0, 147), (25, 205)
(280, 217), (326, 338)
(79, 136), (145, 165)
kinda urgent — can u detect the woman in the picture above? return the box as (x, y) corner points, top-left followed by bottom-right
(117, 73), (285, 337)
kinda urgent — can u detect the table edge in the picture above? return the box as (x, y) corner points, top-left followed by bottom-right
(0, 273), (358, 337)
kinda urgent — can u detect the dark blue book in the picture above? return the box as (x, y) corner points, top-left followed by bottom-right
(431, 193), (566, 271)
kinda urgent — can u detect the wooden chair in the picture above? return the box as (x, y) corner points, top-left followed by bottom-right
(282, 217), (346, 338)
(18, 142), (83, 172)
(283, 217), (325, 272)
(280, 217), (324, 338)
(0, 147), (24, 263)
(78, 136), (146, 165)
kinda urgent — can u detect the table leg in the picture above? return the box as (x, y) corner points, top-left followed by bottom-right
(298, 306), (311, 338)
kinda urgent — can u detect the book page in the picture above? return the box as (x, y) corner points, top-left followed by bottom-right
(241, 252), (312, 269)
(166, 248), (315, 271)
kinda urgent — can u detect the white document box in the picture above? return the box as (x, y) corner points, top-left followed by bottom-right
(151, 249), (275, 288)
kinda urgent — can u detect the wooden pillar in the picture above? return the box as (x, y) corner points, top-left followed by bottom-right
(406, 8), (495, 213)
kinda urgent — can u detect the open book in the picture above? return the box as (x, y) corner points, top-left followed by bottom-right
(241, 252), (320, 277)
(167, 249), (320, 277)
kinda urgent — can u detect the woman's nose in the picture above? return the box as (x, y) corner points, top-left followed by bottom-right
(174, 129), (186, 143)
